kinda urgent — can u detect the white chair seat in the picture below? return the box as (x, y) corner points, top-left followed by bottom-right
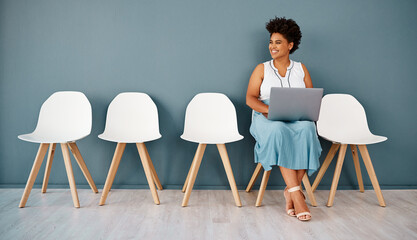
(99, 92), (161, 143)
(317, 94), (387, 145)
(181, 93), (243, 144)
(18, 133), (89, 143)
(18, 91), (92, 144)
(98, 132), (161, 143)
(320, 133), (387, 145)
(180, 133), (243, 144)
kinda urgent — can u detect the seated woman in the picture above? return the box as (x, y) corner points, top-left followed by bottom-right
(246, 17), (322, 221)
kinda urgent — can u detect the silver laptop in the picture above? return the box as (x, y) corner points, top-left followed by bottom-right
(268, 87), (323, 121)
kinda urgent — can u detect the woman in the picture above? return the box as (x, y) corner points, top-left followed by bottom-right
(246, 17), (322, 221)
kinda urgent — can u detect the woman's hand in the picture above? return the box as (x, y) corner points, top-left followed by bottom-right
(262, 113), (268, 118)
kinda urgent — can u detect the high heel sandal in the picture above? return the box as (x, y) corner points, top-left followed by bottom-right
(284, 187), (296, 217)
(288, 186), (312, 221)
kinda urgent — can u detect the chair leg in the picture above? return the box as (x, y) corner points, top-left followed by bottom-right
(136, 143), (160, 205)
(327, 144), (348, 207)
(255, 170), (271, 207)
(42, 143), (56, 193)
(245, 163), (263, 192)
(350, 145), (364, 193)
(144, 146), (163, 190)
(61, 143), (80, 208)
(182, 160), (193, 193)
(217, 144), (242, 207)
(302, 173), (317, 207)
(182, 148), (200, 193)
(68, 142), (98, 193)
(357, 145), (386, 207)
(19, 143), (49, 208)
(99, 143), (126, 206)
(182, 144), (206, 207)
(312, 143), (340, 192)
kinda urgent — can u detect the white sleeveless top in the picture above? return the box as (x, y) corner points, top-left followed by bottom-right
(259, 59), (306, 100)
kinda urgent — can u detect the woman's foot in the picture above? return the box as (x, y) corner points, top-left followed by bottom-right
(288, 186), (311, 221)
(284, 187), (296, 217)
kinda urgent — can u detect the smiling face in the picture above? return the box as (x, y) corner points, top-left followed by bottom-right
(269, 32), (294, 59)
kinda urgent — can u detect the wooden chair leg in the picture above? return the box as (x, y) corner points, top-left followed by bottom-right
(19, 143), (49, 208)
(144, 145), (163, 190)
(61, 143), (80, 208)
(99, 143), (126, 206)
(357, 145), (386, 207)
(246, 163), (262, 192)
(312, 143), (340, 192)
(302, 173), (317, 207)
(217, 144), (242, 207)
(42, 143), (56, 193)
(182, 161), (192, 193)
(255, 170), (271, 207)
(136, 143), (160, 205)
(182, 149), (200, 193)
(68, 142), (98, 193)
(350, 145), (364, 192)
(182, 144), (206, 207)
(327, 144), (348, 207)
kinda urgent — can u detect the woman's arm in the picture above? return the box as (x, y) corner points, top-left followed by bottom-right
(246, 64), (269, 113)
(302, 63), (313, 88)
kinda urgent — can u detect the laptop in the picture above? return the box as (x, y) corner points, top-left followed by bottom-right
(267, 87), (323, 121)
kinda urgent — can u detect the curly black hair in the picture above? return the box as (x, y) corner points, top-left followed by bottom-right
(266, 17), (302, 54)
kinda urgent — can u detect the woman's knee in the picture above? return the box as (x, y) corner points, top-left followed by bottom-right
(298, 121), (316, 135)
(271, 122), (287, 137)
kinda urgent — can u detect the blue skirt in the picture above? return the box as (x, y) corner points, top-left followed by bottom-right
(249, 108), (322, 176)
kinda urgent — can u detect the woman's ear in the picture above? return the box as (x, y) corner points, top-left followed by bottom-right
(289, 42), (294, 51)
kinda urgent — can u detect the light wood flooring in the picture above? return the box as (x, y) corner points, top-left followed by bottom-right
(0, 188), (416, 240)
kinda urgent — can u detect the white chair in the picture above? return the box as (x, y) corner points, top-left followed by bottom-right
(98, 92), (162, 205)
(18, 91), (98, 208)
(312, 94), (387, 207)
(181, 93), (243, 207)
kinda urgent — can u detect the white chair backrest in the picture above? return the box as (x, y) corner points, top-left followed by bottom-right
(101, 92), (161, 142)
(33, 91), (92, 139)
(317, 94), (372, 139)
(181, 93), (243, 144)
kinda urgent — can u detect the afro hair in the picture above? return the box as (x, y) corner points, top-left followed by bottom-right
(266, 17), (302, 54)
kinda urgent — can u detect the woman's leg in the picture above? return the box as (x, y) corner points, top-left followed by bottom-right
(297, 169), (306, 186)
(282, 168), (298, 216)
(280, 166), (311, 220)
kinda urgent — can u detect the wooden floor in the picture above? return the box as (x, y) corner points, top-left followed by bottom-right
(0, 188), (416, 240)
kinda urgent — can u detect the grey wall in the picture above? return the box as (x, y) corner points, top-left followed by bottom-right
(1, 0), (416, 189)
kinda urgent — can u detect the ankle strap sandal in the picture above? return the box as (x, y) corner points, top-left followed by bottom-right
(287, 186), (311, 221)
